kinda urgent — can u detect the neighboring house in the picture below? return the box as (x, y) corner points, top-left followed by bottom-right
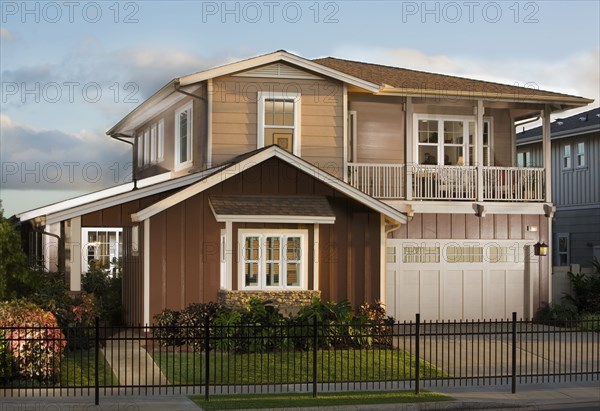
(517, 107), (600, 268)
(16, 51), (593, 324)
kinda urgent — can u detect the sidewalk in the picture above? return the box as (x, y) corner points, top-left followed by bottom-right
(2, 381), (598, 410)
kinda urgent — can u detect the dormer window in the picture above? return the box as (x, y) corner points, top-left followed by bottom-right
(175, 102), (193, 169)
(257, 91), (300, 154)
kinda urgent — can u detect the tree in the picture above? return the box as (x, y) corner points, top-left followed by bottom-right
(0, 201), (28, 299)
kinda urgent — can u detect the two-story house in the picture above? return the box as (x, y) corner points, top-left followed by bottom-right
(17, 51), (593, 325)
(517, 107), (600, 268)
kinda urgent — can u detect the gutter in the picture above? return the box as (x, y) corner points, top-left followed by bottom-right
(110, 132), (138, 190)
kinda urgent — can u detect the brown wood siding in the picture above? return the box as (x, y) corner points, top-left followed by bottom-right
(348, 95), (404, 164)
(122, 226), (143, 325)
(147, 157), (381, 321)
(81, 195), (164, 227)
(389, 213), (551, 311)
(489, 108), (513, 166)
(211, 75), (344, 178)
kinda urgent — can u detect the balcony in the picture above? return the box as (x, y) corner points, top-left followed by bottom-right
(347, 163), (546, 202)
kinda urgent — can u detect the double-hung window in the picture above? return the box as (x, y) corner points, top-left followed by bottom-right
(258, 91), (300, 154)
(175, 102), (193, 169)
(576, 142), (585, 168)
(240, 230), (306, 290)
(517, 151), (531, 167)
(82, 228), (122, 275)
(556, 233), (570, 266)
(143, 129), (150, 166)
(562, 144), (572, 170)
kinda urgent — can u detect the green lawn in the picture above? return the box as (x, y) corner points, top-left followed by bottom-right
(152, 348), (446, 385)
(60, 349), (118, 387)
(191, 391), (452, 410)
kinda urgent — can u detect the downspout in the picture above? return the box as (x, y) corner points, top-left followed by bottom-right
(34, 229), (65, 274)
(110, 132), (138, 190)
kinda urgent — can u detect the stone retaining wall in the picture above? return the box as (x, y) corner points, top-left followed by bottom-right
(218, 290), (321, 316)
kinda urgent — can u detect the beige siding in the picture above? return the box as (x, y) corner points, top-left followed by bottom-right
(489, 108), (513, 166)
(349, 95), (404, 163)
(135, 87), (208, 180)
(211, 75), (344, 177)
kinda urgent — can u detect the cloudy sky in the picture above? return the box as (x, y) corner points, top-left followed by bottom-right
(1, 0), (599, 216)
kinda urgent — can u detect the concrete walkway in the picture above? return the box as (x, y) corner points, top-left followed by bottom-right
(102, 329), (169, 386)
(2, 381), (598, 410)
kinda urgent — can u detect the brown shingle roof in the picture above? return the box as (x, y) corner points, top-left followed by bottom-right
(313, 57), (590, 103)
(209, 195), (334, 217)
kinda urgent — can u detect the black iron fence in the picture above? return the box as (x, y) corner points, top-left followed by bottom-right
(1, 313), (598, 404)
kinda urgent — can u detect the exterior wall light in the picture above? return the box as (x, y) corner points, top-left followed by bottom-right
(534, 241), (548, 256)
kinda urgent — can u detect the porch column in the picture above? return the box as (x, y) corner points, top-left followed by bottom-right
(225, 220), (233, 290)
(475, 100), (484, 202)
(343, 84), (348, 183)
(69, 217), (82, 291)
(542, 106), (552, 203)
(405, 97), (414, 200)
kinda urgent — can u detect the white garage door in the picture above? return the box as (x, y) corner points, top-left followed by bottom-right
(386, 240), (532, 321)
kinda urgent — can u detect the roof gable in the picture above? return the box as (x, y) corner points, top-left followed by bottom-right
(132, 146), (407, 224)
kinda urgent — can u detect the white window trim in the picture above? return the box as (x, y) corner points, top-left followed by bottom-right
(413, 114), (492, 166)
(81, 227), (123, 274)
(175, 102), (193, 170)
(238, 229), (308, 291)
(575, 141), (586, 168)
(556, 233), (570, 266)
(257, 91), (301, 155)
(562, 144), (572, 170)
(143, 129), (150, 167)
(157, 119), (165, 161)
(137, 133), (143, 168)
(150, 124), (157, 164)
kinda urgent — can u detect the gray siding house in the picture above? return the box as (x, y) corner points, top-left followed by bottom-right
(517, 107), (600, 267)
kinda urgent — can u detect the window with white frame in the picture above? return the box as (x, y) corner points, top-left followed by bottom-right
(240, 230), (306, 290)
(562, 144), (572, 169)
(81, 228), (122, 275)
(576, 142), (585, 168)
(517, 151), (531, 167)
(150, 124), (157, 164)
(143, 129), (150, 166)
(258, 91), (300, 154)
(556, 233), (570, 266)
(157, 119), (164, 161)
(415, 115), (491, 166)
(175, 102), (193, 168)
(137, 133), (143, 168)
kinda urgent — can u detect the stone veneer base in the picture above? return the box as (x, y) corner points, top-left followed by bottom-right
(218, 290), (321, 316)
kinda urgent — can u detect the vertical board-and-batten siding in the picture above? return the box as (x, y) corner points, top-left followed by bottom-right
(146, 158), (381, 322)
(211, 74), (344, 177)
(552, 131), (600, 207)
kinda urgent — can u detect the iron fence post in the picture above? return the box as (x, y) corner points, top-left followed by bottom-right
(415, 313), (420, 395)
(94, 317), (100, 405)
(204, 317), (210, 402)
(511, 312), (517, 394)
(312, 317), (318, 398)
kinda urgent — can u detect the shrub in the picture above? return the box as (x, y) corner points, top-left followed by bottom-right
(178, 302), (224, 351)
(563, 259), (600, 314)
(235, 298), (286, 353)
(0, 299), (67, 381)
(536, 301), (579, 326)
(357, 301), (395, 347)
(82, 268), (123, 325)
(213, 309), (242, 351)
(153, 309), (183, 347)
(579, 313), (600, 332)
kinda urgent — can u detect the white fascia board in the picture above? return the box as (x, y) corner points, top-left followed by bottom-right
(43, 168), (222, 225)
(133, 146), (407, 224)
(214, 215), (335, 224)
(386, 200), (549, 216)
(179, 51), (380, 92)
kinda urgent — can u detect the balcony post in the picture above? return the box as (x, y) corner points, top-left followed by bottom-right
(542, 106), (551, 203)
(406, 97), (414, 200)
(476, 100), (484, 202)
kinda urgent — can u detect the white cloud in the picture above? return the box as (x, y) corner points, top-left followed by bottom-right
(332, 46), (600, 117)
(0, 114), (131, 191)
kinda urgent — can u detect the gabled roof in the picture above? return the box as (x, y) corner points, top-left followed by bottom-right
(132, 146), (407, 224)
(516, 107), (600, 145)
(314, 57), (593, 106)
(108, 50), (593, 137)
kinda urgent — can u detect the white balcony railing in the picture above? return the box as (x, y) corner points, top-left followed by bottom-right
(412, 164), (477, 200)
(347, 163), (545, 202)
(483, 166), (545, 202)
(347, 163), (405, 199)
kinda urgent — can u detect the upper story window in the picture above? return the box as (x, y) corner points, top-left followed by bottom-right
(576, 142), (585, 168)
(562, 144), (572, 170)
(556, 233), (570, 266)
(415, 115), (491, 166)
(175, 102), (193, 169)
(257, 91), (300, 154)
(517, 151), (531, 167)
(240, 229), (307, 290)
(136, 119), (164, 169)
